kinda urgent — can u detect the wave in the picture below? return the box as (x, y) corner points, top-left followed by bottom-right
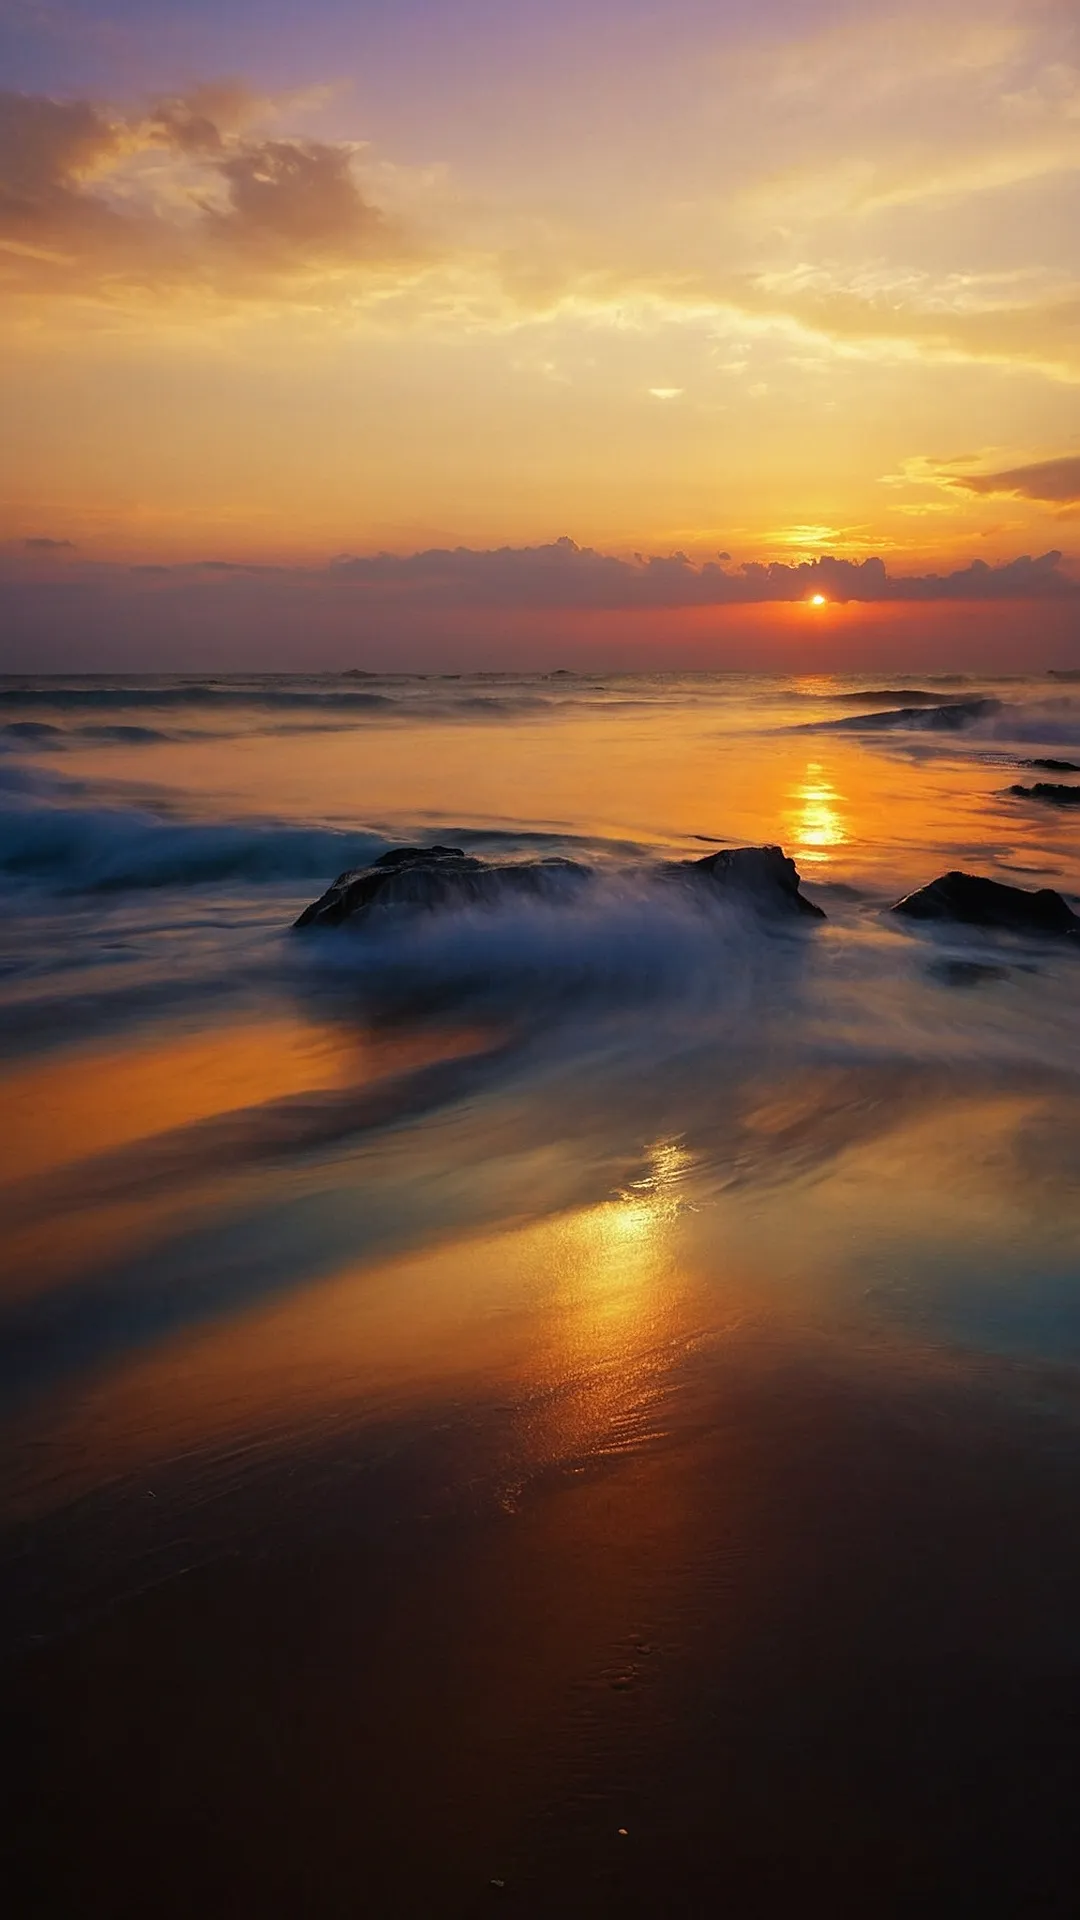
(0, 679), (575, 725)
(2, 720), (175, 747)
(290, 879), (813, 1027)
(0, 800), (388, 891)
(975, 703), (1080, 749)
(807, 695), (1080, 752)
(0, 777), (649, 894)
(816, 697), (1004, 733)
(0, 680), (396, 713)
(823, 689), (965, 707)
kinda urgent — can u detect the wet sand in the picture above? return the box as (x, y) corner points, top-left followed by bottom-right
(8, 1323), (1080, 1918)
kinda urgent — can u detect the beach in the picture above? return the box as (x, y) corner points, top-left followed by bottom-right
(3, 671), (1080, 1914)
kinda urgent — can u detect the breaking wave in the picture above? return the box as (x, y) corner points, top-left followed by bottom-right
(0, 767), (645, 894)
(807, 694), (1080, 752)
(288, 876), (819, 1033)
(815, 697), (1004, 733)
(0, 798), (388, 892)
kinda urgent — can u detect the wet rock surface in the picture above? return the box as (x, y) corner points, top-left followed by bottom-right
(295, 842), (825, 929)
(294, 845), (592, 928)
(662, 845), (825, 916)
(893, 870), (1079, 938)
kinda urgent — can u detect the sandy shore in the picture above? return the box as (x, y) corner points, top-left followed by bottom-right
(8, 1322), (1080, 1919)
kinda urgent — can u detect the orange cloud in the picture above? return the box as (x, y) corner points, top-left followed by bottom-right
(0, 86), (401, 300)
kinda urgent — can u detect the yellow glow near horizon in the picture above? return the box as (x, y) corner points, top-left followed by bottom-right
(1, 0), (1077, 628)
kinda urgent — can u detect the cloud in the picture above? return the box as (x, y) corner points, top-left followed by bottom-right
(211, 538), (1080, 608)
(210, 138), (385, 258)
(12, 538), (1072, 611)
(148, 83), (268, 155)
(23, 535), (75, 549)
(736, 2), (1080, 221)
(0, 89), (118, 201)
(949, 456), (1080, 505)
(4, 540), (1077, 672)
(0, 44), (1077, 391)
(730, 272), (1080, 385)
(0, 86), (400, 300)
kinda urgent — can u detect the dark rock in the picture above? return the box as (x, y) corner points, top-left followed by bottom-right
(1007, 782), (1080, 807)
(664, 844), (825, 917)
(295, 842), (825, 929)
(893, 871), (1079, 939)
(294, 845), (591, 928)
(1021, 758), (1080, 773)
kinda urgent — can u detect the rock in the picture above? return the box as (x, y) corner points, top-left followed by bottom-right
(294, 841), (825, 929)
(294, 844), (591, 928)
(664, 844), (825, 917)
(892, 871), (1079, 938)
(1007, 782), (1080, 807)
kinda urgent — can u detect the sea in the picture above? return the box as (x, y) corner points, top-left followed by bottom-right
(2, 670), (1080, 1917)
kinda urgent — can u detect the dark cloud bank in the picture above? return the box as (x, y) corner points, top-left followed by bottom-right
(320, 541), (1079, 607)
(2, 541), (1078, 672)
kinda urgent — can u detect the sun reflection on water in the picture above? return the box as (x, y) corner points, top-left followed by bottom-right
(785, 760), (848, 867)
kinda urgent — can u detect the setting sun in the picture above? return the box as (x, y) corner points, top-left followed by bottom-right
(810, 594), (828, 607)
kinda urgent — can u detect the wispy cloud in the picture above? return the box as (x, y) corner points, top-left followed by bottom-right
(2, 28), (1078, 391)
(948, 455), (1080, 505)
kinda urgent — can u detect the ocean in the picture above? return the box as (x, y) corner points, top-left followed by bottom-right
(3, 670), (1080, 1916)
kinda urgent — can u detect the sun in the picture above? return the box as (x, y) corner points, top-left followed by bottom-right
(809, 593), (827, 607)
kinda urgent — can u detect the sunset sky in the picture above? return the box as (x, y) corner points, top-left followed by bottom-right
(1, 0), (1078, 666)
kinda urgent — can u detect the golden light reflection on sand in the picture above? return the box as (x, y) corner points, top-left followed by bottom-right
(547, 1139), (691, 1340)
(8, 1067), (1080, 1537)
(4, 1141), (701, 1522)
(0, 1015), (491, 1306)
(0, 1014), (487, 1189)
(0, 1017), (351, 1187)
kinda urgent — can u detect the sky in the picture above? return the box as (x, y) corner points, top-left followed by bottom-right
(1, 0), (1078, 667)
